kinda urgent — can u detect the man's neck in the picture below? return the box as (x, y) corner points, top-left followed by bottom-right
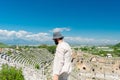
(58, 40), (63, 44)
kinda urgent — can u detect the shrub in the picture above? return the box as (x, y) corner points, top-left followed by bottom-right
(0, 64), (25, 80)
(35, 64), (40, 69)
(6, 50), (12, 56)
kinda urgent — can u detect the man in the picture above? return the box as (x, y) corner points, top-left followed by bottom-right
(52, 32), (72, 80)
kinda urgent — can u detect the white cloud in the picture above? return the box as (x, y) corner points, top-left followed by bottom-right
(16, 30), (30, 38)
(0, 29), (51, 43)
(51, 27), (70, 32)
(26, 33), (50, 41)
(0, 29), (119, 45)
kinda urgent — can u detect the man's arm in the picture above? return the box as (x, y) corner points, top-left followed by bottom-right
(53, 45), (65, 79)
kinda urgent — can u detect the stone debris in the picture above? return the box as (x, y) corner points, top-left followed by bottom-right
(1, 48), (120, 80)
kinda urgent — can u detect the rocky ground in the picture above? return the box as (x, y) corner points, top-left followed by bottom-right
(0, 48), (53, 80)
(0, 48), (120, 80)
(0, 56), (47, 80)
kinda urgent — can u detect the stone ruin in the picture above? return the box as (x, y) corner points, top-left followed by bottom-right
(70, 50), (120, 80)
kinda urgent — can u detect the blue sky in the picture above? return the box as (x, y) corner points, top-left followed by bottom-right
(0, 0), (120, 45)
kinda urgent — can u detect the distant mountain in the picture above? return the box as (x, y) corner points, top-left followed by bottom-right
(0, 42), (9, 48)
(1, 38), (53, 46)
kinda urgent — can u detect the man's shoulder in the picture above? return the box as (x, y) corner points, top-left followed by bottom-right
(58, 41), (71, 49)
(59, 41), (69, 46)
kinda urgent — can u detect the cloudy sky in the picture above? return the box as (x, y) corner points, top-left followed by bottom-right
(0, 0), (120, 45)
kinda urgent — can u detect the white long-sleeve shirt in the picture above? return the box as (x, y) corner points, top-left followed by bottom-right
(53, 41), (72, 75)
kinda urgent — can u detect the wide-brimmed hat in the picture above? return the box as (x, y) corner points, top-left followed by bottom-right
(53, 32), (64, 40)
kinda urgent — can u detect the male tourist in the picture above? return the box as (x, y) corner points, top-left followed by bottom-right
(52, 32), (72, 80)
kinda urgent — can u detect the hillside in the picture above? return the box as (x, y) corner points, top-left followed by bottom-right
(0, 42), (9, 48)
(114, 42), (120, 47)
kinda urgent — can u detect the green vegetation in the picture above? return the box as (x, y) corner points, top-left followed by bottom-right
(113, 43), (120, 57)
(80, 46), (89, 52)
(0, 42), (9, 48)
(114, 42), (120, 47)
(35, 64), (40, 69)
(38, 44), (56, 54)
(0, 64), (24, 80)
(75, 42), (120, 57)
(6, 50), (12, 56)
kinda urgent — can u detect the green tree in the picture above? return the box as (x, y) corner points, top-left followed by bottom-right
(0, 64), (24, 80)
